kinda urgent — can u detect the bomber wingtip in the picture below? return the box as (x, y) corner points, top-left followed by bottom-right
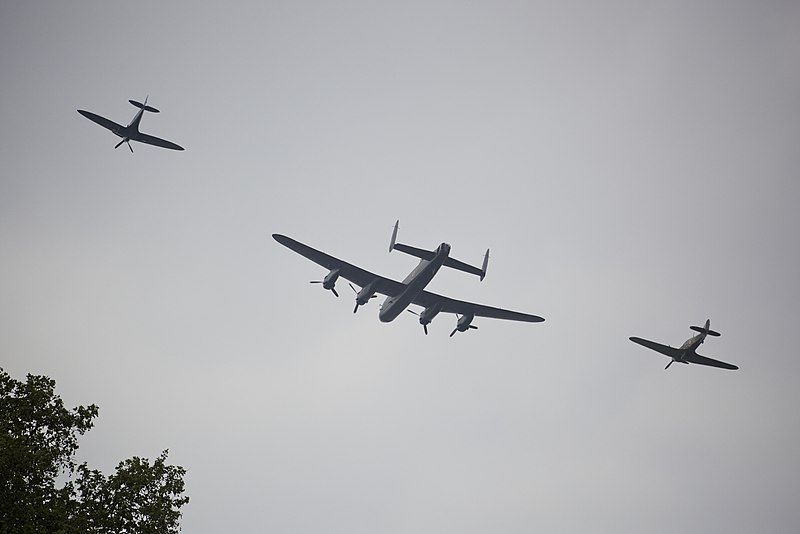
(272, 233), (294, 245)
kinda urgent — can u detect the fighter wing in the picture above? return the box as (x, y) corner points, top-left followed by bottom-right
(134, 132), (185, 151)
(77, 110), (123, 133)
(413, 290), (544, 323)
(629, 337), (683, 359)
(272, 234), (406, 296)
(685, 353), (739, 370)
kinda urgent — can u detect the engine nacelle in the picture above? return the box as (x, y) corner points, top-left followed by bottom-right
(356, 280), (379, 305)
(419, 301), (443, 325)
(450, 313), (477, 337)
(322, 268), (340, 290)
(455, 313), (475, 332)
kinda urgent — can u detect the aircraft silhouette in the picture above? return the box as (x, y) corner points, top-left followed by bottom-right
(274, 221), (544, 337)
(77, 96), (184, 152)
(630, 319), (738, 370)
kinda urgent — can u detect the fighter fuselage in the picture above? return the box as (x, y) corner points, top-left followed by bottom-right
(113, 108), (145, 139)
(674, 331), (707, 362)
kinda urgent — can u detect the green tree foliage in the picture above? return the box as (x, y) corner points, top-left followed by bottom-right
(0, 368), (189, 534)
(70, 452), (189, 534)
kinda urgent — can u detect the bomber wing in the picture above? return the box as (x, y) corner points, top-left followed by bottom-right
(413, 290), (544, 323)
(629, 337), (684, 359)
(77, 110), (123, 133)
(685, 353), (739, 370)
(135, 132), (185, 151)
(272, 234), (406, 296)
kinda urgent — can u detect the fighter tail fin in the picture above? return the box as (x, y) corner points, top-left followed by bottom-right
(690, 319), (721, 337)
(129, 96), (160, 113)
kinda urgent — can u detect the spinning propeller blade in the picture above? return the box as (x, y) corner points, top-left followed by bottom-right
(309, 280), (338, 297)
(406, 310), (428, 335)
(349, 283), (360, 313)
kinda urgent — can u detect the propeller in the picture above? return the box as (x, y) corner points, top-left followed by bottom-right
(665, 360), (673, 370)
(348, 283), (377, 313)
(450, 313), (478, 337)
(449, 325), (478, 337)
(349, 283), (359, 313)
(115, 138), (133, 152)
(406, 310), (428, 335)
(309, 280), (338, 297)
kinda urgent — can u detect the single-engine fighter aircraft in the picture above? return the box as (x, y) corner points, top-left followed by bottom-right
(273, 221), (544, 337)
(629, 319), (738, 370)
(77, 96), (184, 152)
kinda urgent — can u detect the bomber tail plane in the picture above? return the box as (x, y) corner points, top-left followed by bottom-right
(388, 220), (489, 280)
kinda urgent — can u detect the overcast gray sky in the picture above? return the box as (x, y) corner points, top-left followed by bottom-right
(2, 1), (799, 532)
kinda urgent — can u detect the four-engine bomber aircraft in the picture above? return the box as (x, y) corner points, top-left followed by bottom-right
(77, 96), (184, 152)
(273, 221), (544, 336)
(629, 319), (739, 370)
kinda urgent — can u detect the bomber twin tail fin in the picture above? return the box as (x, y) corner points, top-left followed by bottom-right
(389, 220), (400, 252)
(388, 220), (488, 280)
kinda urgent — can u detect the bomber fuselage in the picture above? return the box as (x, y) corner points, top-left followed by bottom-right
(378, 243), (451, 322)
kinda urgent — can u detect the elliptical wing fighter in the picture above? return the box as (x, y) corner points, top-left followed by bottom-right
(273, 221), (544, 336)
(629, 319), (738, 370)
(77, 96), (184, 152)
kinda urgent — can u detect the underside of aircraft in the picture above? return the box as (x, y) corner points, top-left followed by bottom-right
(630, 320), (738, 370)
(273, 221), (544, 337)
(77, 96), (184, 152)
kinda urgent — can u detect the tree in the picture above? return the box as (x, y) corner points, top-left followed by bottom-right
(69, 452), (188, 534)
(0, 368), (189, 534)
